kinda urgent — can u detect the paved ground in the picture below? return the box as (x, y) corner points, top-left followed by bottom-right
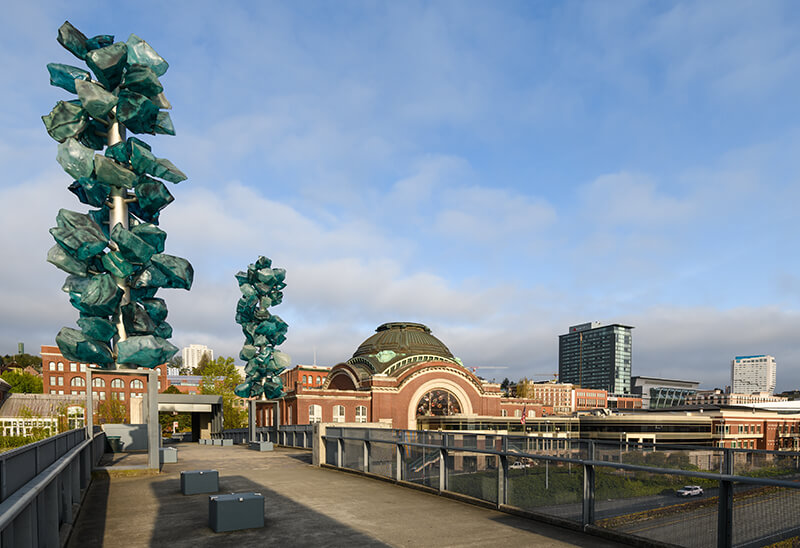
(68, 443), (628, 548)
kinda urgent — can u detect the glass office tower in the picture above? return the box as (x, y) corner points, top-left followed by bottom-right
(558, 322), (633, 394)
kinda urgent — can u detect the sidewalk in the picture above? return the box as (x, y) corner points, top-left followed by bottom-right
(68, 443), (628, 547)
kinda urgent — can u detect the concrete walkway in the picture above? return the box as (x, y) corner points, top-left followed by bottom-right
(68, 443), (628, 547)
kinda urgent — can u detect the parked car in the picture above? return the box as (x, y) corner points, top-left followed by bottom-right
(509, 462), (527, 470)
(676, 485), (703, 497)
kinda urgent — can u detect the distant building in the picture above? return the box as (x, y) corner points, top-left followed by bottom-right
(631, 376), (700, 409)
(686, 389), (787, 406)
(166, 375), (203, 395)
(517, 381), (607, 414)
(280, 365), (331, 392)
(558, 322), (633, 394)
(731, 355), (776, 394)
(183, 344), (213, 372)
(0, 393), (87, 436)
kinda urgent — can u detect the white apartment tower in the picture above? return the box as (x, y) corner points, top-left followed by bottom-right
(183, 344), (213, 372)
(731, 355), (776, 394)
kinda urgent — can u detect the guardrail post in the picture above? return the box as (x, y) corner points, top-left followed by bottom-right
(718, 448), (733, 548)
(364, 440), (370, 473)
(396, 443), (403, 481)
(498, 435), (508, 507)
(439, 434), (447, 493)
(337, 438), (343, 468)
(582, 440), (595, 527)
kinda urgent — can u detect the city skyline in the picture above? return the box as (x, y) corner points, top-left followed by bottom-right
(1, 2), (799, 390)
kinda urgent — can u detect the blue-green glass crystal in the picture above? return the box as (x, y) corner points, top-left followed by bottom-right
(152, 158), (187, 183)
(154, 321), (172, 339)
(72, 273), (123, 316)
(116, 90), (158, 134)
(42, 101), (88, 142)
(77, 317), (116, 342)
(122, 64), (163, 97)
(126, 34), (169, 77)
(101, 250), (135, 278)
(151, 92), (171, 110)
(135, 177), (174, 215)
(47, 63), (90, 94)
(57, 21), (89, 60)
(240, 345), (258, 361)
(75, 79), (118, 118)
(86, 35), (114, 51)
(56, 327), (114, 367)
(140, 297), (167, 324)
(234, 382), (253, 398)
(131, 264), (170, 289)
(61, 274), (91, 294)
(51, 208), (108, 260)
(154, 111), (175, 135)
(47, 244), (88, 276)
(130, 223), (166, 253)
(56, 138), (95, 179)
(77, 119), (106, 150)
(110, 222), (155, 264)
(122, 302), (156, 334)
(104, 142), (129, 164)
(87, 206), (111, 238)
(150, 254), (193, 290)
(94, 155), (137, 189)
(85, 42), (127, 90)
(116, 335), (178, 368)
(128, 138), (157, 175)
(68, 177), (110, 208)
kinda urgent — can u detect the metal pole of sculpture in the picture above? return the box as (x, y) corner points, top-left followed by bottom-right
(43, 22), (193, 466)
(233, 257), (290, 441)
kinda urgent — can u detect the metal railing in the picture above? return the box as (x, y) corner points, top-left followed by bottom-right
(218, 425), (314, 449)
(0, 428), (106, 547)
(322, 428), (800, 548)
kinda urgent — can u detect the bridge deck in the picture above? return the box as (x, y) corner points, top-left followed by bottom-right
(68, 443), (625, 547)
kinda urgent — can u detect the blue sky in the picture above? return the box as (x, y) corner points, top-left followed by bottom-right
(1, 1), (799, 390)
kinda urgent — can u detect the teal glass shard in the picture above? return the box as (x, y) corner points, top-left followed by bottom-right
(150, 92), (171, 110)
(61, 274), (91, 294)
(86, 35), (114, 51)
(234, 382), (252, 398)
(56, 138), (95, 179)
(116, 335), (178, 368)
(47, 244), (88, 276)
(75, 79), (118, 118)
(110, 223), (155, 264)
(154, 112), (175, 135)
(154, 321), (172, 339)
(254, 256), (272, 269)
(77, 317), (116, 342)
(94, 155), (137, 189)
(57, 21), (89, 60)
(56, 327), (114, 367)
(140, 297), (167, 323)
(239, 345), (258, 361)
(150, 254), (193, 289)
(116, 90), (158, 134)
(128, 137), (157, 175)
(126, 136), (152, 152)
(134, 177), (174, 215)
(68, 176), (110, 208)
(101, 250), (135, 278)
(42, 101), (88, 142)
(74, 273), (123, 316)
(263, 378), (283, 399)
(87, 206), (111, 238)
(121, 302), (156, 334)
(77, 119), (106, 150)
(126, 34), (168, 77)
(131, 264), (170, 289)
(152, 158), (187, 183)
(130, 287), (158, 300)
(272, 349), (291, 370)
(51, 208), (108, 260)
(47, 63), (90, 94)
(130, 223), (166, 253)
(122, 64), (163, 97)
(104, 142), (129, 164)
(85, 42), (127, 90)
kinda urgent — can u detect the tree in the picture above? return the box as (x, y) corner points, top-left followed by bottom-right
(500, 378), (510, 394)
(162, 384), (182, 394)
(193, 352), (213, 375)
(515, 377), (532, 399)
(1, 353), (42, 372)
(1, 370), (43, 393)
(200, 356), (246, 429)
(96, 398), (128, 424)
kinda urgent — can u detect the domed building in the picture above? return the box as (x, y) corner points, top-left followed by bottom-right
(265, 322), (538, 430)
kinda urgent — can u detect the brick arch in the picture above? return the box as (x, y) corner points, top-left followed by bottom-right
(403, 372), (478, 430)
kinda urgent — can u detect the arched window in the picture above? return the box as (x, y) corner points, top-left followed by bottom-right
(57, 362), (64, 371)
(130, 379), (144, 390)
(514, 409), (521, 417)
(111, 378), (124, 388)
(333, 405), (345, 423)
(92, 378), (105, 388)
(415, 389), (461, 417)
(71, 377), (86, 387)
(49, 361), (55, 371)
(355, 406), (367, 423)
(317, 376), (322, 385)
(309, 405), (322, 423)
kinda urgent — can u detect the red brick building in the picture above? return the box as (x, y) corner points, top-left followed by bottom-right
(41, 345), (167, 405)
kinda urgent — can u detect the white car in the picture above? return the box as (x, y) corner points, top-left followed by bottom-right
(676, 485), (703, 497)
(509, 462), (527, 470)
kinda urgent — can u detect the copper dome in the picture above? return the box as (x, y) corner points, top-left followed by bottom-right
(349, 322), (456, 375)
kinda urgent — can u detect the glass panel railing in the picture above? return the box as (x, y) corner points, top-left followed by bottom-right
(403, 443), (439, 488)
(732, 482), (800, 547)
(507, 456), (583, 522)
(446, 452), (498, 504)
(368, 440), (396, 479)
(343, 439), (364, 471)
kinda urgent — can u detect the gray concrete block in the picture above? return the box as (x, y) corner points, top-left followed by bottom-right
(160, 447), (178, 464)
(209, 493), (264, 532)
(221, 439), (233, 446)
(181, 469), (219, 495)
(212, 439), (223, 446)
(249, 441), (274, 452)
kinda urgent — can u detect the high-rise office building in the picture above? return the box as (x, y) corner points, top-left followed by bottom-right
(558, 322), (633, 394)
(182, 344), (213, 372)
(731, 355), (776, 394)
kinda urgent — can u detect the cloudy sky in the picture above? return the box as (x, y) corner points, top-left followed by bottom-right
(1, 1), (798, 390)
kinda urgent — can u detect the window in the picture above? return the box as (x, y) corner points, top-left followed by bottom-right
(111, 378), (124, 388)
(415, 389), (462, 417)
(49, 361), (55, 371)
(514, 410), (521, 417)
(130, 379), (144, 390)
(288, 407), (292, 424)
(92, 378), (106, 388)
(70, 362), (77, 372)
(80, 363), (86, 372)
(58, 390), (64, 395)
(317, 376), (322, 385)
(527, 410), (534, 418)
(71, 377), (85, 387)
(50, 389), (56, 394)
(99, 392), (106, 400)
(501, 409), (507, 417)
(57, 377), (64, 386)
(355, 406), (367, 423)
(333, 405), (345, 423)
(119, 392), (125, 401)
(309, 405), (322, 423)
(57, 362), (64, 371)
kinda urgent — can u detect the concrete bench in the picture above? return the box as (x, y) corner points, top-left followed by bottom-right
(181, 469), (219, 495)
(209, 493), (264, 532)
(249, 441), (274, 452)
(160, 447), (178, 464)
